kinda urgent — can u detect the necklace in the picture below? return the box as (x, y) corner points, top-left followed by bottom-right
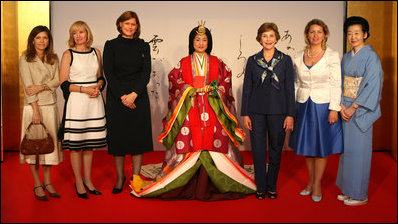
(307, 48), (322, 58)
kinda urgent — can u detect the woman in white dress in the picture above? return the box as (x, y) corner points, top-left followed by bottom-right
(19, 25), (64, 201)
(59, 21), (106, 199)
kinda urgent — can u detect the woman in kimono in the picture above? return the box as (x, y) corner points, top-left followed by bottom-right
(336, 16), (383, 206)
(130, 22), (256, 201)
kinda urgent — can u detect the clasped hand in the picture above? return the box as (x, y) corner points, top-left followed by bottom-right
(121, 92), (137, 109)
(191, 86), (217, 97)
(340, 104), (356, 121)
(83, 85), (100, 98)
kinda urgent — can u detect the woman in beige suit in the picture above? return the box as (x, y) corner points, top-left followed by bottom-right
(19, 25), (64, 201)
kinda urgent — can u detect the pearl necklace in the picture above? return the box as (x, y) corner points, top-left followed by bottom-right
(307, 48), (322, 58)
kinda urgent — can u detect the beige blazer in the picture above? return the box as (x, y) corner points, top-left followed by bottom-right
(293, 47), (342, 111)
(19, 54), (59, 106)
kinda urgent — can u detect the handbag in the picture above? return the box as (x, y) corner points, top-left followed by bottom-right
(20, 122), (55, 168)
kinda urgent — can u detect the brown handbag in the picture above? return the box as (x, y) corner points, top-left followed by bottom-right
(20, 122), (54, 168)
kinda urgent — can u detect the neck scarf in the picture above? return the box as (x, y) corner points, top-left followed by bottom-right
(254, 50), (283, 90)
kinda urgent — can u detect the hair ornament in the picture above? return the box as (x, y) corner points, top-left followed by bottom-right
(196, 20), (206, 35)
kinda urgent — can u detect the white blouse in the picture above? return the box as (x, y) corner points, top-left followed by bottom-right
(293, 47), (342, 111)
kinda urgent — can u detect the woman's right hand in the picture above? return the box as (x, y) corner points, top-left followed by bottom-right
(31, 103), (41, 124)
(243, 116), (252, 131)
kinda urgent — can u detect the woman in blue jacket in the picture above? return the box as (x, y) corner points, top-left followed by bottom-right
(241, 22), (295, 200)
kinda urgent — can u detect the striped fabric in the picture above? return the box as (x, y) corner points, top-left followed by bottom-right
(62, 48), (107, 151)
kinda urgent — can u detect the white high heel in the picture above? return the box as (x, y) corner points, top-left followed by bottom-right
(299, 189), (312, 196)
(312, 194), (322, 202)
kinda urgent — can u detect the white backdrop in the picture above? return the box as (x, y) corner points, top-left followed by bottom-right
(51, 1), (345, 151)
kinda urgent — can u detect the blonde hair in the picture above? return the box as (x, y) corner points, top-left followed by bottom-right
(68, 21), (94, 48)
(304, 19), (329, 50)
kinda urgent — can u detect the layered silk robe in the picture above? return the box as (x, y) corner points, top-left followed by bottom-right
(130, 54), (256, 199)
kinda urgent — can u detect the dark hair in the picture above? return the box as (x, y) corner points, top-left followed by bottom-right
(24, 25), (57, 65)
(116, 11), (141, 39)
(304, 19), (329, 50)
(344, 16), (370, 40)
(256, 22), (280, 43)
(188, 26), (213, 55)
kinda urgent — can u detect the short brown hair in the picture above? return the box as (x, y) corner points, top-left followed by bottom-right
(304, 19), (329, 50)
(256, 22), (280, 43)
(68, 21), (94, 48)
(116, 11), (141, 39)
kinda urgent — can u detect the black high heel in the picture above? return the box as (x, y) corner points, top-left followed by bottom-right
(83, 181), (102, 195)
(267, 191), (278, 199)
(43, 183), (61, 198)
(74, 183), (89, 199)
(255, 191), (266, 200)
(33, 185), (49, 201)
(112, 176), (126, 194)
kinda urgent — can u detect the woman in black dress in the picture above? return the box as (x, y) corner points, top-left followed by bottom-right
(103, 11), (153, 194)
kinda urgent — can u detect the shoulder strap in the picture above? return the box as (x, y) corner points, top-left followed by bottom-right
(68, 49), (74, 66)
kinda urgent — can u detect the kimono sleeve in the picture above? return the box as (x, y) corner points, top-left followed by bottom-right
(354, 52), (383, 112)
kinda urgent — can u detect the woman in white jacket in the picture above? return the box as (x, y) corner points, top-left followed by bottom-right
(290, 19), (343, 202)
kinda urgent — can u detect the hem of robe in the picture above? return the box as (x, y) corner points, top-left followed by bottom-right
(130, 151), (256, 200)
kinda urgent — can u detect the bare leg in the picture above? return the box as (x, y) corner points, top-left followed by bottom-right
(132, 154), (143, 175)
(304, 157), (315, 191)
(42, 165), (57, 193)
(82, 150), (96, 190)
(313, 157), (327, 197)
(70, 150), (86, 194)
(113, 155), (125, 188)
(29, 164), (45, 197)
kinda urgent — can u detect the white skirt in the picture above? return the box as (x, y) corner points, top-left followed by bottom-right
(62, 90), (107, 150)
(20, 104), (64, 165)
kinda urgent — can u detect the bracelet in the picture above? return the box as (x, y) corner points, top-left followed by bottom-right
(352, 104), (359, 109)
(79, 86), (82, 93)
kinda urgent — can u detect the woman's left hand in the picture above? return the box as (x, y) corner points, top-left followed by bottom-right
(328, 110), (339, 124)
(283, 116), (294, 132)
(25, 85), (44, 96)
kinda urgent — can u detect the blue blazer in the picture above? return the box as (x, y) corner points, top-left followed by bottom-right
(241, 48), (295, 117)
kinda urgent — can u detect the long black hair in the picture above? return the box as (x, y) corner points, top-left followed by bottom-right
(188, 26), (213, 55)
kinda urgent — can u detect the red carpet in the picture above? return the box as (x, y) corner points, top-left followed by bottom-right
(1, 150), (397, 223)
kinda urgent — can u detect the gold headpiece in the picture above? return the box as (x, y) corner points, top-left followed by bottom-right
(196, 20), (206, 35)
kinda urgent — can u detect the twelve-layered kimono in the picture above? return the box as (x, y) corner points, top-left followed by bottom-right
(336, 45), (383, 200)
(130, 53), (256, 200)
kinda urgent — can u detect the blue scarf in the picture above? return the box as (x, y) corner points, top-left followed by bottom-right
(254, 49), (283, 90)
